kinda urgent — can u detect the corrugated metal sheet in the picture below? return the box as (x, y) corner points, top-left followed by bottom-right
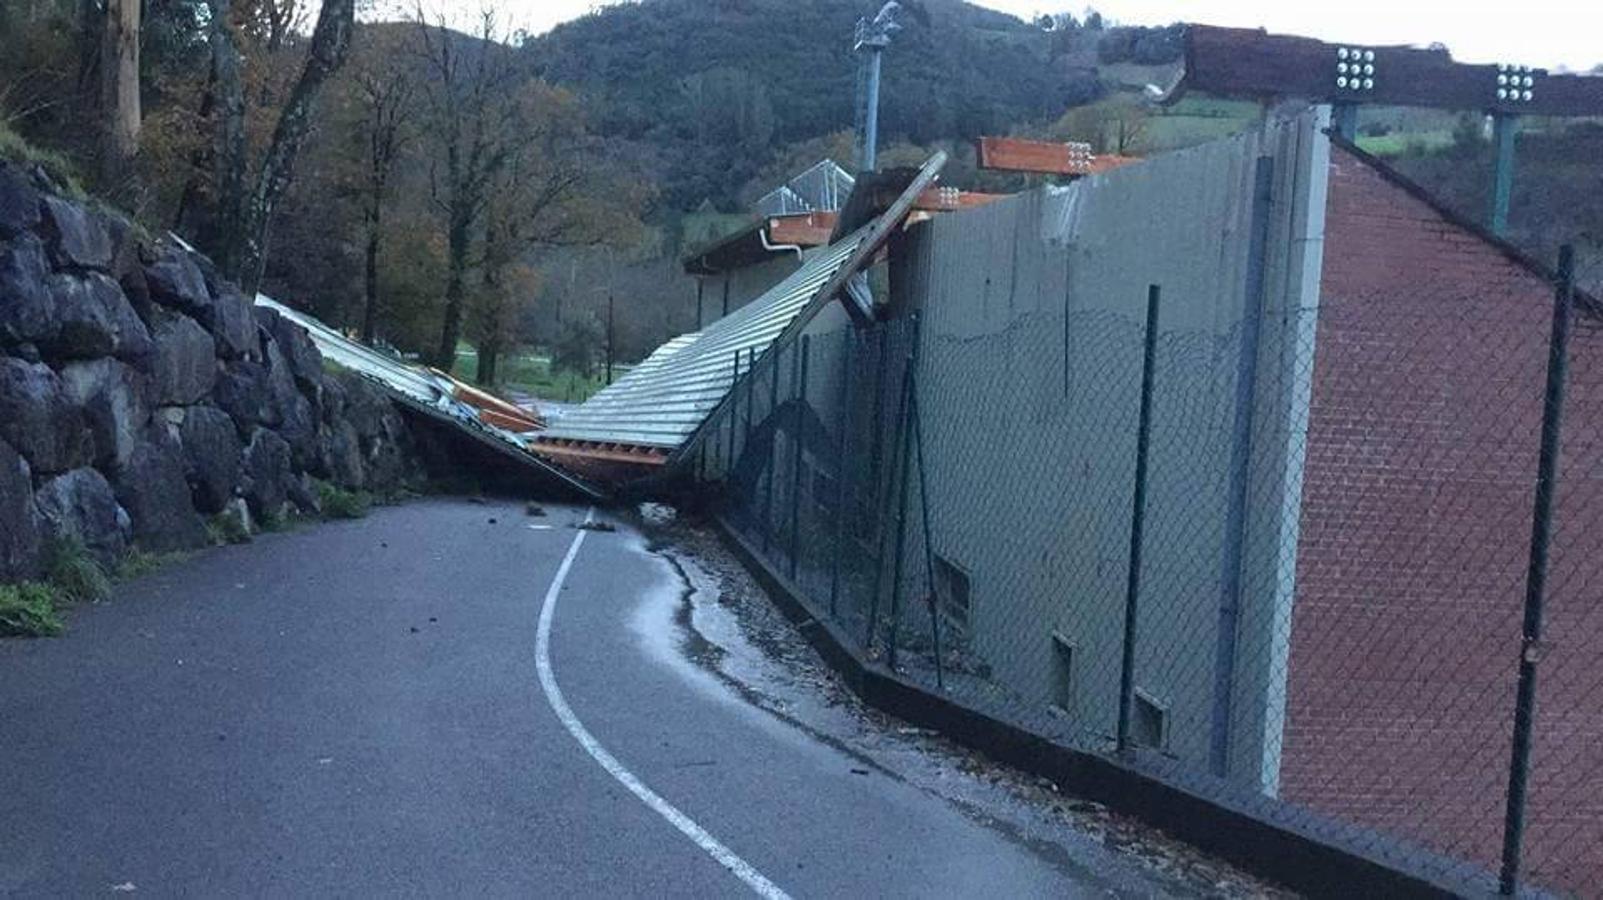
(537, 151), (947, 463)
(254, 295), (602, 499)
(538, 234), (862, 449)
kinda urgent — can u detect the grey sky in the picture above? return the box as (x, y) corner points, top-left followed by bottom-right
(396, 1), (1602, 71)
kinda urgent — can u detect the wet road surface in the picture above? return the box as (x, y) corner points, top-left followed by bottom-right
(0, 498), (1265, 897)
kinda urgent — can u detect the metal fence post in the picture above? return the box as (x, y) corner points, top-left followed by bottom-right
(866, 326), (891, 650)
(727, 350), (740, 482)
(829, 333), (854, 615)
(909, 362), (944, 690)
(763, 344), (782, 554)
(886, 347), (916, 672)
(1498, 245), (1576, 895)
(744, 347), (756, 449)
(1117, 285), (1161, 754)
(790, 336), (809, 580)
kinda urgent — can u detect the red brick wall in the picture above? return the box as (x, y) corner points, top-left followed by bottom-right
(1280, 146), (1603, 891)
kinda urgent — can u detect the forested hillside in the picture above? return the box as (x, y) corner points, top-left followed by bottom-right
(2, 0), (1595, 401)
(524, 0), (1182, 208)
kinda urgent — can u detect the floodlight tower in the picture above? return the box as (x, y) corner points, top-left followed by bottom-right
(853, 2), (903, 172)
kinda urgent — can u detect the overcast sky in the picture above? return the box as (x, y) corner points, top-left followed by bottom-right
(390, 0), (1602, 71)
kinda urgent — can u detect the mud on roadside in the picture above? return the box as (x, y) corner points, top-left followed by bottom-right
(629, 502), (1296, 900)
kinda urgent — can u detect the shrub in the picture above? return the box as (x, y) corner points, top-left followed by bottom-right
(316, 480), (372, 519)
(0, 582), (64, 637)
(45, 537), (111, 604)
(207, 510), (252, 545)
(115, 549), (185, 581)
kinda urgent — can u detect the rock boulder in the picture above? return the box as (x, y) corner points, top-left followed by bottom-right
(175, 405), (242, 514)
(0, 438), (42, 581)
(143, 245), (212, 319)
(150, 311), (216, 405)
(213, 359), (280, 435)
(0, 357), (87, 475)
(0, 233), (57, 347)
(112, 426), (209, 552)
(57, 358), (152, 472)
(240, 427), (293, 521)
(0, 162), (42, 238)
(206, 285), (257, 360)
(34, 467), (129, 567)
(40, 196), (113, 271)
(43, 271), (152, 364)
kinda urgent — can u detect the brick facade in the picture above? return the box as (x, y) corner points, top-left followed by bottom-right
(1281, 145), (1603, 891)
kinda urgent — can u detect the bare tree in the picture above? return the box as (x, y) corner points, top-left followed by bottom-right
(350, 35), (416, 343)
(413, 9), (521, 370)
(204, 0), (248, 274)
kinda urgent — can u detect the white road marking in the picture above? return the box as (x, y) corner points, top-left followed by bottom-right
(534, 509), (792, 900)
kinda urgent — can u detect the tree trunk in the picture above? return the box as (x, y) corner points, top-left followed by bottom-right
(433, 207), (469, 370)
(171, 64), (218, 235)
(477, 339), (500, 387)
(235, 0), (356, 293)
(361, 210), (380, 343)
(207, 0), (247, 276)
(99, 0), (141, 186)
(75, 0), (100, 95)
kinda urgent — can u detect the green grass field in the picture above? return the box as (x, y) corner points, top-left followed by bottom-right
(1355, 131), (1457, 157)
(452, 344), (615, 404)
(1139, 96), (1261, 153)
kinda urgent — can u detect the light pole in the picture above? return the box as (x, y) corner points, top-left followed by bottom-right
(853, 2), (902, 172)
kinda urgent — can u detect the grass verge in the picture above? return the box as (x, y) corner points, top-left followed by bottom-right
(0, 582), (63, 637)
(0, 119), (86, 199)
(316, 481), (372, 519)
(44, 537), (112, 604)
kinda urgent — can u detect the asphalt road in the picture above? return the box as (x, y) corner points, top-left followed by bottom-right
(0, 499), (1223, 897)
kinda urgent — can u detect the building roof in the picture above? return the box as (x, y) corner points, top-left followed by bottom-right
(1327, 133), (1600, 317)
(539, 152), (948, 462)
(682, 212), (839, 276)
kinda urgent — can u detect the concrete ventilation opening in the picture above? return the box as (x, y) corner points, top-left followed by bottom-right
(1132, 690), (1169, 750)
(933, 555), (971, 636)
(1051, 631), (1076, 713)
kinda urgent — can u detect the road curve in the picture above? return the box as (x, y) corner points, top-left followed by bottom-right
(0, 498), (1212, 897)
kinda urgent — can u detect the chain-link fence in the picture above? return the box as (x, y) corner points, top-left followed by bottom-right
(692, 223), (1601, 895)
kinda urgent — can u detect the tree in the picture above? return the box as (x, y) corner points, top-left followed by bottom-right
(99, 0), (140, 184)
(1048, 95), (1149, 155)
(469, 261), (538, 386)
(202, 0), (248, 273)
(234, 0), (356, 291)
(551, 314), (602, 380)
(347, 31), (416, 343)
(202, 0), (355, 290)
(413, 10), (523, 370)
(467, 80), (618, 385)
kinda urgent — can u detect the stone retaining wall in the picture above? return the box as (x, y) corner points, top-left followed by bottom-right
(0, 160), (424, 580)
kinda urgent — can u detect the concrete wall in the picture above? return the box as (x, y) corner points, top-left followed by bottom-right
(896, 111), (1330, 786)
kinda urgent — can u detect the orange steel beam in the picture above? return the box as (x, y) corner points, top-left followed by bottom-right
(531, 440), (670, 467)
(767, 212), (837, 247)
(476, 408), (543, 433)
(975, 137), (1140, 176)
(914, 187), (1006, 211)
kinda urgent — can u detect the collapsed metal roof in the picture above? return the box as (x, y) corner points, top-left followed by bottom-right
(537, 237), (859, 450)
(254, 296), (602, 500)
(536, 152), (948, 466)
